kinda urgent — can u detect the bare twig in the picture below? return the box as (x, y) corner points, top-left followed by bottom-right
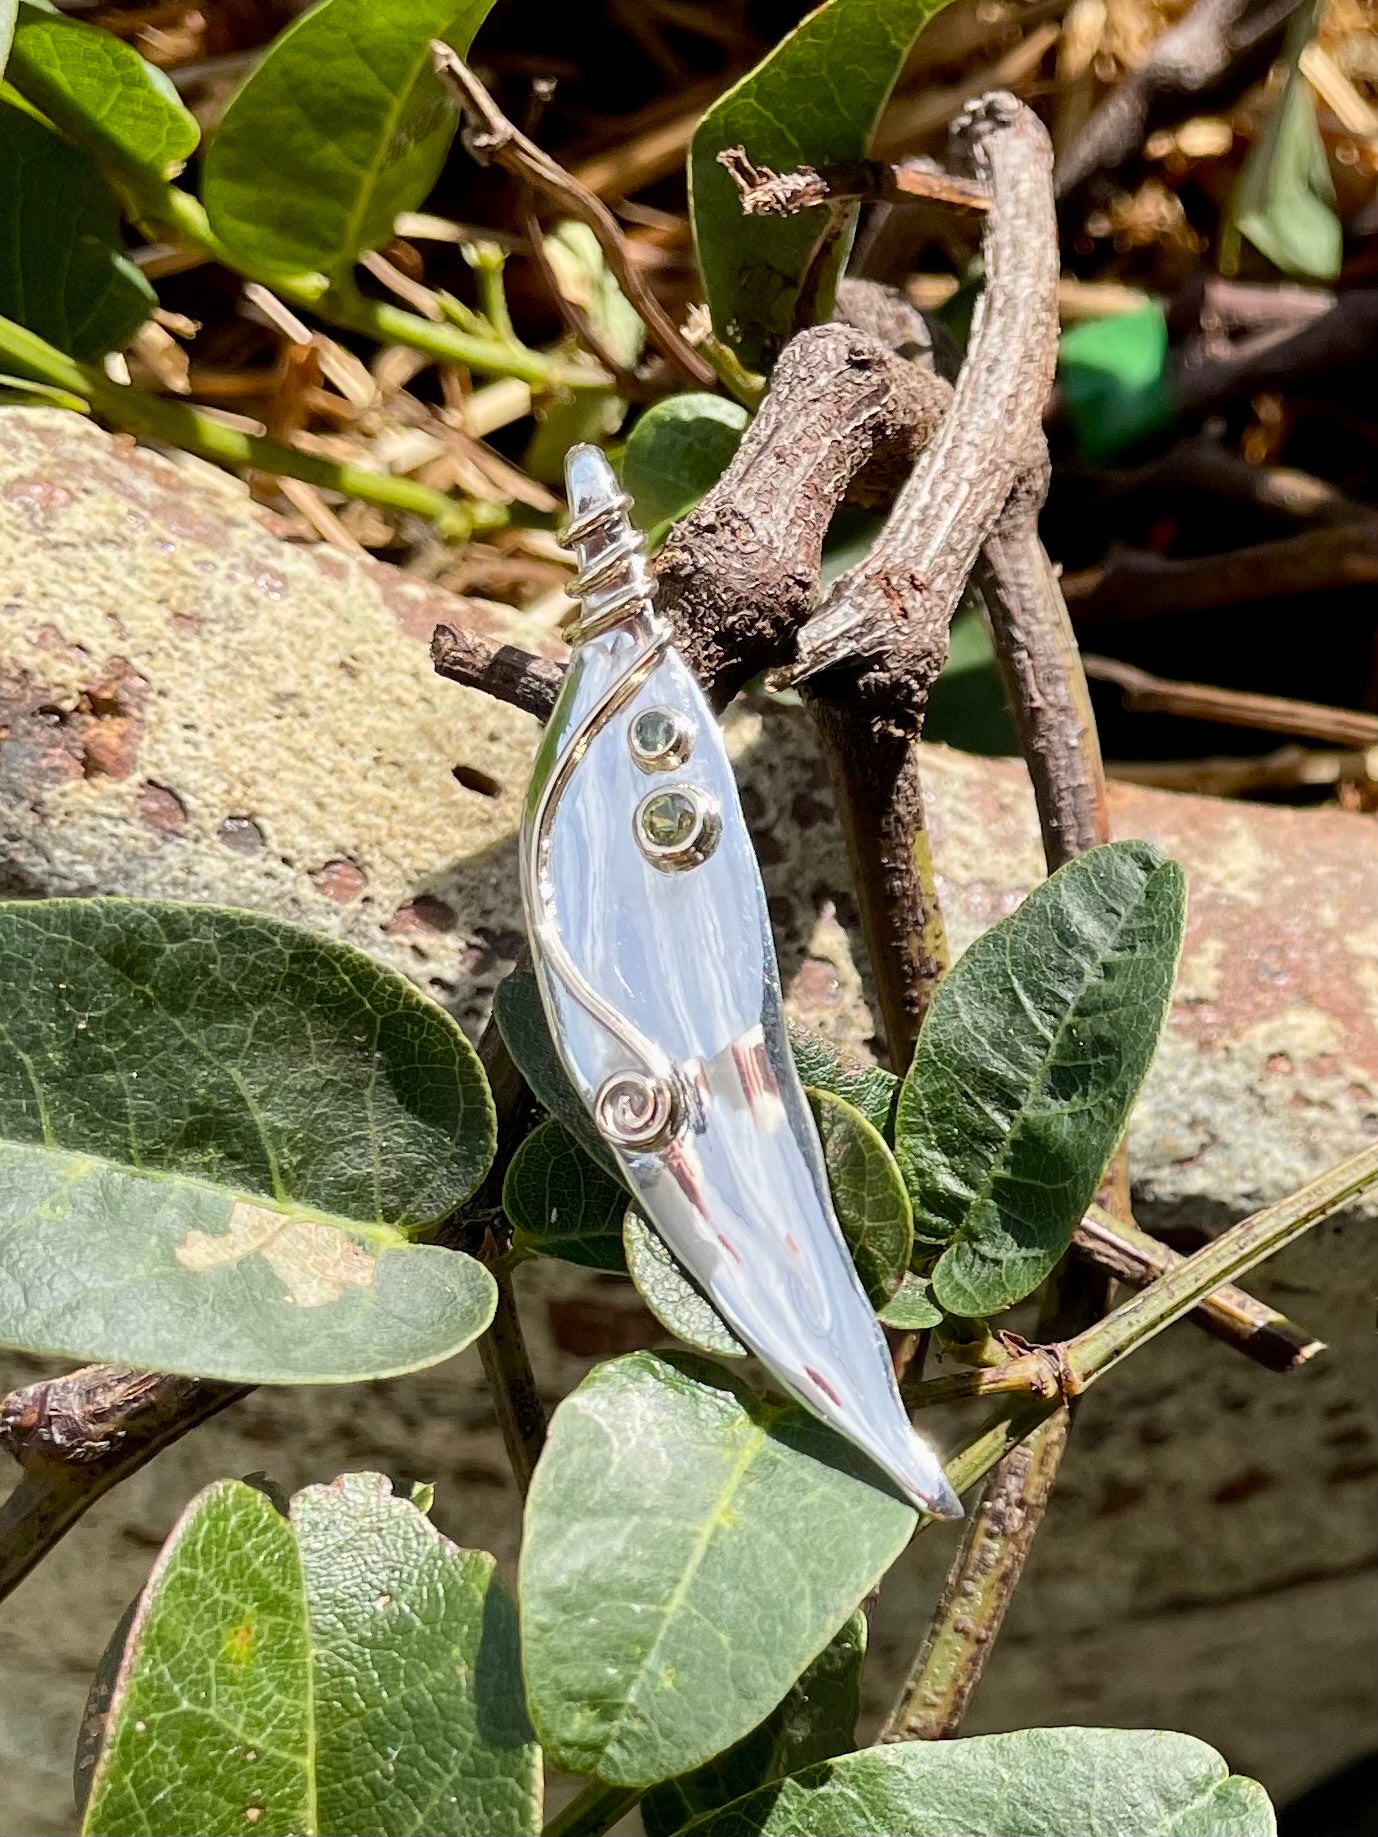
(1063, 525), (1378, 622)
(1072, 1206), (1324, 1371)
(1055, 0), (1311, 208)
(1084, 654), (1378, 749)
(432, 623), (564, 720)
(430, 44), (714, 390)
(0, 1369), (246, 1604)
(794, 96), (1059, 1067)
(717, 146), (990, 217)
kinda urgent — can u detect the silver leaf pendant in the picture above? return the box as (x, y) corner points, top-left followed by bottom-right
(520, 444), (961, 1518)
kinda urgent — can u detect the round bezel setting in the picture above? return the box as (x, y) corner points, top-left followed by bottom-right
(628, 704), (694, 773)
(633, 785), (721, 870)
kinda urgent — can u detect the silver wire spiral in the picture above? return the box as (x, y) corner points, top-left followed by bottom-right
(521, 448), (680, 1152)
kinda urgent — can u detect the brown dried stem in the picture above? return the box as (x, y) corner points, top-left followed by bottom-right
(431, 43), (714, 390)
(0, 1369), (246, 1604)
(717, 145), (991, 217)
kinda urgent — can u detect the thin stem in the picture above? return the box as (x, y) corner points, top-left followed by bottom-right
(478, 1265), (547, 1499)
(1067, 1139), (1378, 1387)
(884, 1411), (1069, 1740)
(0, 315), (490, 535)
(542, 1779), (642, 1837)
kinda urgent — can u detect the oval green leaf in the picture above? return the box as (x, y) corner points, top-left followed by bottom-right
(896, 841), (1185, 1319)
(641, 1613), (864, 1837)
(789, 1028), (897, 1136)
(0, 0), (17, 77)
(675, 1728), (1275, 1836)
(7, 1), (199, 191)
(877, 1270), (942, 1330)
(690, 0), (952, 371)
(0, 899), (497, 1381)
(623, 1209), (746, 1357)
(82, 1474), (540, 1837)
(622, 393), (749, 530)
(809, 1088), (911, 1306)
(0, 99), (155, 357)
(519, 1350), (916, 1785)
(504, 1117), (628, 1271)
(202, 0), (495, 279)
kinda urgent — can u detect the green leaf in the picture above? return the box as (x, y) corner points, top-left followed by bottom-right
(525, 222), (646, 485)
(504, 1117), (628, 1270)
(0, 899), (496, 1381)
(809, 1088), (911, 1307)
(7, 1), (199, 193)
(202, 0), (495, 280)
(877, 1270), (942, 1330)
(1058, 305), (1174, 464)
(1227, 2), (1341, 282)
(787, 1029), (897, 1136)
(82, 1474), (541, 1837)
(622, 393), (749, 530)
(519, 1350), (916, 1785)
(0, 98), (155, 357)
(896, 841), (1184, 1317)
(673, 1728), (1275, 1836)
(494, 968), (622, 1178)
(623, 1209), (746, 1357)
(641, 1614), (864, 1837)
(690, 0), (952, 371)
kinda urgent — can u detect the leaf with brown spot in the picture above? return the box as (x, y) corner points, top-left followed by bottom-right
(0, 900), (497, 1381)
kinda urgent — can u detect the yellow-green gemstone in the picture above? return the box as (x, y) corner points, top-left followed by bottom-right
(640, 789), (699, 849)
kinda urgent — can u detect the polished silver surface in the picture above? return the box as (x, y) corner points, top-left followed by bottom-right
(519, 442), (961, 1518)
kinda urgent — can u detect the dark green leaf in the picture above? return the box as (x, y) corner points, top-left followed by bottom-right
(520, 1350), (915, 1785)
(494, 968), (621, 1177)
(877, 1270), (942, 1330)
(787, 1029), (896, 1135)
(1228, 2), (1341, 281)
(7, 1), (198, 191)
(202, 0), (495, 279)
(1059, 304), (1174, 464)
(504, 1117), (627, 1270)
(674, 1728), (1275, 1836)
(641, 1614), (864, 1837)
(0, 899), (496, 1380)
(0, 99), (155, 357)
(622, 393), (749, 530)
(690, 0), (951, 371)
(623, 1209), (746, 1357)
(923, 603), (1017, 756)
(809, 1089), (911, 1306)
(82, 1475), (540, 1836)
(896, 841), (1184, 1317)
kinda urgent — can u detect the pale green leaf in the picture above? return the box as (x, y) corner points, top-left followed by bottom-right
(1228, 2), (1341, 282)
(674, 1728), (1275, 1836)
(0, 899), (496, 1381)
(690, 0), (953, 370)
(7, 1), (199, 188)
(0, 0), (17, 77)
(623, 1209), (746, 1357)
(82, 1475), (540, 1837)
(622, 393), (749, 530)
(0, 98), (155, 356)
(202, 0), (495, 279)
(877, 1270), (942, 1329)
(896, 841), (1184, 1318)
(519, 1350), (915, 1785)
(640, 1614), (864, 1837)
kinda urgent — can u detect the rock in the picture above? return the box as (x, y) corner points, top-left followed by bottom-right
(0, 408), (1373, 1829)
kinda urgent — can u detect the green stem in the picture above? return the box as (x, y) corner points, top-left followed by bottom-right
(0, 314), (492, 536)
(1067, 1138), (1378, 1387)
(150, 184), (601, 393)
(542, 1779), (641, 1837)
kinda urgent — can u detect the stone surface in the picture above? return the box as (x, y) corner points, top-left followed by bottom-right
(0, 409), (1374, 1831)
